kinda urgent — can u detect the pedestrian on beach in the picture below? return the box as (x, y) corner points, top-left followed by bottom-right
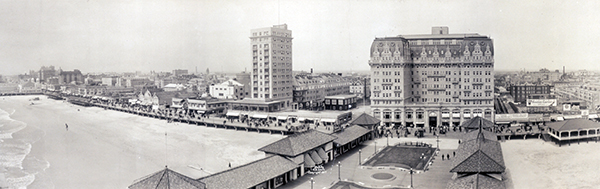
(453, 151), (455, 157)
(65, 123), (69, 131)
(447, 154), (450, 160)
(442, 155), (444, 160)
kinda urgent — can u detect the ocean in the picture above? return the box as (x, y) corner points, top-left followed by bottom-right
(0, 107), (49, 188)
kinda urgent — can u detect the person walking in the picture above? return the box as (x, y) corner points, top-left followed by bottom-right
(453, 151), (456, 157)
(442, 154), (445, 160)
(65, 123), (69, 131)
(447, 154), (450, 160)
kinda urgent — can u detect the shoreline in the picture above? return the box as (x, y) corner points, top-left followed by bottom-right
(0, 96), (284, 188)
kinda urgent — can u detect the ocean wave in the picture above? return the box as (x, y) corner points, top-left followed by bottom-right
(0, 107), (48, 189)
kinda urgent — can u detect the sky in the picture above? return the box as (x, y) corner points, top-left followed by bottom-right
(2, 0), (600, 75)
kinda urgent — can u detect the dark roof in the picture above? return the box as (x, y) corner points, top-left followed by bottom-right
(547, 119), (600, 131)
(451, 132), (505, 173)
(198, 155), (298, 189)
(128, 166), (206, 189)
(463, 129), (498, 142)
(349, 113), (380, 126)
(447, 173), (505, 189)
(155, 92), (177, 105)
(332, 125), (371, 145)
(258, 130), (337, 157)
(460, 116), (495, 130)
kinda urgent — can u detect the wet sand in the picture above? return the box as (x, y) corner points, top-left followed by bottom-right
(0, 96), (283, 188)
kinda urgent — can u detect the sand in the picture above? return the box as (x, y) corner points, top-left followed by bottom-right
(501, 139), (600, 189)
(0, 96), (284, 188)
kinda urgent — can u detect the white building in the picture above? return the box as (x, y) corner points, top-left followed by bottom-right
(209, 79), (245, 99)
(249, 24), (293, 108)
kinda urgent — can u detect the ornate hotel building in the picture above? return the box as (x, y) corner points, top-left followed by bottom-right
(369, 27), (495, 128)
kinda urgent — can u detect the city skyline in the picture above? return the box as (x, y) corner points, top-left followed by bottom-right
(3, 0), (600, 76)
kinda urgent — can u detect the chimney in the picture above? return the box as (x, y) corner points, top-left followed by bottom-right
(310, 68), (313, 74)
(563, 66), (565, 75)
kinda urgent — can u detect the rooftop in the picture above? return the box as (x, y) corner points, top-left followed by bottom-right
(198, 155), (298, 189)
(128, 166), (206, 189)
(258, 130), (337, 157)
(331, 125), (371, 145)
(447, 173), (505, 189)
(547, 119), (600, 131)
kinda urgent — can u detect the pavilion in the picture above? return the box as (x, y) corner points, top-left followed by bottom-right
(348, 113), (381, 130)
(198, 155), (299, 189)
(460, 116), (495, 132)
(258, 130), (337, 176)
(331, 125), (372, 156)
(448, 121), (506, 189)
(128, 166), (206, 189)
(546, 119), (600, 145)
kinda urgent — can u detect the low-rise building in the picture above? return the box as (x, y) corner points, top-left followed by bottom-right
(292, 73), (352, 110)
(508, 84), (553, 103)
(209, 79), (245, 100)
(258, 130), (337, 177)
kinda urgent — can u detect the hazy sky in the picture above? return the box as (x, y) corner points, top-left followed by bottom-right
(2, 0), (600, 75)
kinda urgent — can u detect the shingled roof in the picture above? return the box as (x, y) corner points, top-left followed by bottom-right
(198, 155), (298, 189)
(547, 119), (600, 131)
(460, 116), (495, 130)
(258, 130), (337, 157)
(129, 166), (206, 189)
(447, 173), (505, 189)
(332, 125), (371, 145)
(349, 113), (380, 126)
(462, 129), (498, 142)
(451, 131), (505, 173)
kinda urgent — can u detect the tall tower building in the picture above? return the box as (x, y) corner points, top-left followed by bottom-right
(249, 24), (293, 108)
(369, 27), (495, 128)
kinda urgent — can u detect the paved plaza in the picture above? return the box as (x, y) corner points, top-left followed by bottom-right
(279, 135), (460, 189)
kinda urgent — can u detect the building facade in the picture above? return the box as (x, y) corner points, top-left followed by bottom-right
(555, 83), (600, 111)
(209, 79), (245, 100)
(508, 84), (553, 103)
(292, 73), (352, 110)
(58, 69), (84, 85)
(369, 27), (495, 128)
(250, 24), (293, 108)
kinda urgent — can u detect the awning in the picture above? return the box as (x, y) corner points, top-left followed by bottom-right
(415, 121), (425, 124)
(452, 113), (461, 118)
(589, 114), (598, 119)
(317, 148), (328, 161)
(442, 113), (450, 118)
(304, 154), (315, 168)
(226, 111), (241, 117)
(277, 116), (288, 120)
(321, 118), (337, 123)
(556, 117), (564, 121)
(464, 114), (471, 118)
(298, 117), (306, 121)
(495, 121), (511, 124)
(310, 151), (323, 165)
(252, 114), (268, 119)
(196, 111), (205, 114)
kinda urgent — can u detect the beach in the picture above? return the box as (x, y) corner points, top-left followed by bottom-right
(502, 139), (600, 189)
(0, 96), (284, 188)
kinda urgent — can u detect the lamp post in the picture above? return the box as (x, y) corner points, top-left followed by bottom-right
(436, 135), (440, 150)
(358, 149), (362, 165)
(337, 161), (341, 181)
(386, 134), (389, 146)
(374, 141), (377, 154)
(409, 168), (414, 188)
(310, 177), (314, 189)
